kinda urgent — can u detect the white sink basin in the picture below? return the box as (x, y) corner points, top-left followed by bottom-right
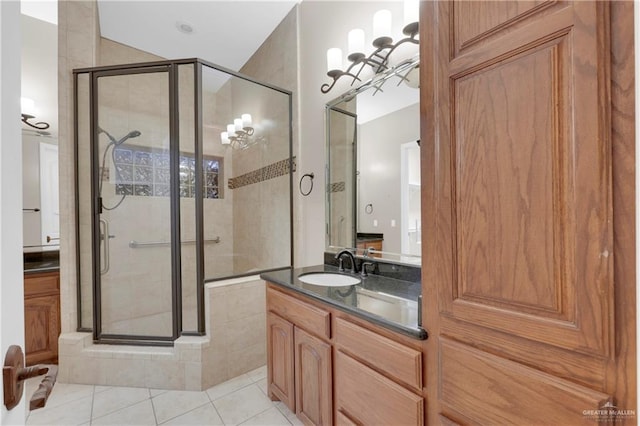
(298, 272), (361, 287)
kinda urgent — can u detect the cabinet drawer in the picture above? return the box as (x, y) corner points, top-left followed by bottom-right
(335, 351), (424, 426)
(24, 272), (59, 297)
(267, 287), (330, 340)
(336, 410), (358, 426)
(334, 318), (422, 392)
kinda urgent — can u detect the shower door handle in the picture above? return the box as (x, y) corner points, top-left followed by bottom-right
(99, 219), (110, 275)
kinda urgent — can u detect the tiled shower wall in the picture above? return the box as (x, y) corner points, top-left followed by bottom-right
(234, 7), (299, 272)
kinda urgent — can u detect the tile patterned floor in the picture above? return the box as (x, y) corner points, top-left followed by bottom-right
(23, 366), (302, 426)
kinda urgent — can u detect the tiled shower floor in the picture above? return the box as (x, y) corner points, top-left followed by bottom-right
(22, 366), (301, 425)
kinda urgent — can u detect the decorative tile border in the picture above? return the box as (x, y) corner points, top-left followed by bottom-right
(228, 157), (296, 190)
(329, 181), (345, 193)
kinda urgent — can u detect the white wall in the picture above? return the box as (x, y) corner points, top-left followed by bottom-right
(297, 1), (412, 266)
(358, 102), (420, 253)
(0, 1), (25, 424)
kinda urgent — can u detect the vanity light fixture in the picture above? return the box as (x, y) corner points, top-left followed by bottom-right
(20, 97), (50, 130)
(220, 113), (258, 150)
(321, 0), (419, 94)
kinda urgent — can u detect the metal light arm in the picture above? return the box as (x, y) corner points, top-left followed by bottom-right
(21, 114), (50, 130)
(321, 25), (419, 94)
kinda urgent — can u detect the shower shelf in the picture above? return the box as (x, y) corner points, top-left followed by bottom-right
(128, 237), (221, 249)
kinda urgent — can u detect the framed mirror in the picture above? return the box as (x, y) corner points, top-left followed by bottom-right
(326, 58), (420, 265)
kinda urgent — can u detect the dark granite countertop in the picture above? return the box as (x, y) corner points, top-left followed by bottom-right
(24, 251), (60, 275)
(261, 265), (427, 340)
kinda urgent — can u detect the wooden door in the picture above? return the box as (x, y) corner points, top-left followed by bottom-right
(267, 312), (295, 412)
(294, 327), (332, 426)
(421, 1), (636, 424)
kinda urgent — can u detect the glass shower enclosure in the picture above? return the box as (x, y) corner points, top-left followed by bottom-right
(74, 59), (293, 345)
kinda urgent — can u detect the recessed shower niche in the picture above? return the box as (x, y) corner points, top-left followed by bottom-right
(74, 59), (293, 345)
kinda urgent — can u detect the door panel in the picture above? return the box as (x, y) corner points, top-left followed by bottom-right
(95, 67), (174, 340)
(453, 0), (560, 56)
(421, 1), (634, 423)
(439, 338), (609, 424)
(267, 312), (295, 412)
(444, 0), (612, 356)
(294, 328), (332, 426)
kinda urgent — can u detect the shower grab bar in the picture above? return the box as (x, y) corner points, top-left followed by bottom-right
(128, 236), (221, 249)
(99, 219), (110, 275)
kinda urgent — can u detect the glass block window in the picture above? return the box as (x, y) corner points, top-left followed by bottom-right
(112, 145), (222, 199)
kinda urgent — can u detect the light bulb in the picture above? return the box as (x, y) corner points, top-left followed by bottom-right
(220, 132), (230, 145)
(327, 48), (343, 72)
(348, 29), (365, 55)
(373, 10), (392, 41)
(241, 113), (252, 128)
(234, 118), (243, 132)
(404, 0), (419, 26)
(21, 97), (36, 116)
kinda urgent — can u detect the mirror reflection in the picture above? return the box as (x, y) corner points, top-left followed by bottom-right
(326, 60), (420, 264)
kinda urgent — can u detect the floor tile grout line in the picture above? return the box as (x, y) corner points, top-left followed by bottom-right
(147, 388), (160, 426)
(90, 388), (152, 422)
(236, 405), (278, 426)
(149, 391), (160, 426)
(209, 400), (226, 426)
(89, 385), (96, 426)
(273, 402), (297, 426)
(159, 400), (215, 425)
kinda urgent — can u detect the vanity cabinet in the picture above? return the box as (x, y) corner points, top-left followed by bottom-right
(266, 312), (295, 410)
(24, 271), (60, 366)
(266, 283), (424, 425)
(333, 318), (424, 425)
(266, 287), (332, 425)
(294, 328), (332, 426)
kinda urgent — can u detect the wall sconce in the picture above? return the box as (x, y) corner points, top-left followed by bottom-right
(321, 0), (419, 94)
(220, 113), (259, 150)
(21, 97), (50, 130)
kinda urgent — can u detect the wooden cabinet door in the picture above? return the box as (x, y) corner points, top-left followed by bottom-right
(421, 1), (635, 424)
(24, 294), (60, 365)
(267, 312), (295, 412)
(294, 328), (332, 426)
(24, 272), (60, 366)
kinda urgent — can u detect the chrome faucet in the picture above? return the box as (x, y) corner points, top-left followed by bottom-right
(335, 249), (358, 274)
(360, 262), (375, 278)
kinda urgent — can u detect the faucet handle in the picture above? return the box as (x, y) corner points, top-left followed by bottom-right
(337, 257), (345, 272)
(360, 262), (375, 278)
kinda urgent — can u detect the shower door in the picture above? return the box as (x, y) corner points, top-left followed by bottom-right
(93, 65), (178, 343)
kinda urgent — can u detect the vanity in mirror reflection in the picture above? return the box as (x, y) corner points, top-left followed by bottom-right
(326, 59), (420, 264)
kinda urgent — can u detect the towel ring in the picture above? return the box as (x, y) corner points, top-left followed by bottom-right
(365, 203), (373, 214)
(299, 173), (314, 196)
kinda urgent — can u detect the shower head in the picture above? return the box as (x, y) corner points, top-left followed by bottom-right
(115, 130), (142, 146)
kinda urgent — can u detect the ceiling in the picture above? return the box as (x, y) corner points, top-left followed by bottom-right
(21, 1), (418, 136)
(20, 0), (298, 139)
(97, 1), (298, 71)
